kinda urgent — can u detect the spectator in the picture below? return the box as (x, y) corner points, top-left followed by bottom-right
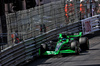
(15, 30), (19, 43)
(65, 0), (74, 23)
(11, 32), (15, 43)
(80, 1), (86, 19)
(11, 30), (19, 44)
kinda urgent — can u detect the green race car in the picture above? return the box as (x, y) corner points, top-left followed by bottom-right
(39, 32), (89, 56)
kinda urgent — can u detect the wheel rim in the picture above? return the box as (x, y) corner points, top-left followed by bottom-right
(75, 45), (80, 54)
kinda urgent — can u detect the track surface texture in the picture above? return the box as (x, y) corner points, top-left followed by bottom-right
(25, 31), (100, 66)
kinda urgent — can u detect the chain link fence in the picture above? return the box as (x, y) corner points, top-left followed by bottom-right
(0, 0), (100, 50)
(0, 0), (65, 50)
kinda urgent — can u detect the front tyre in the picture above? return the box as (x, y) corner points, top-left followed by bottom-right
(40, 44), (48, 56)
(71, 41), (80, 55)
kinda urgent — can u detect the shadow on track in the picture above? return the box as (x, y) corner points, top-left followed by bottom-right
(89, 48), (100, 50)
(24, 55), (53, 66)
(78, 64), (100, 66)
(85, 31), (100, 39)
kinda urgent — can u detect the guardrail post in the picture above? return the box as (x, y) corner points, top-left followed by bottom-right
(79, 20), (82, 32)
(99, 15), (100, 29)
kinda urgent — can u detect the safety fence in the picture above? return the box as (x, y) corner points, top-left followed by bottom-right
(0, 0), (65, 50)
(0, 21), (82, 66)
(0, 15), (100, 66)
(0, 0), (100, 66)
(81, 15), (100, 35)
(0, 0), (100, 50)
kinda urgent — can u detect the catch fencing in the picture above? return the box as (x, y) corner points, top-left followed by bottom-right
(1, 0), (66, 50)
(0, 0), (100, 66)
(1, 0), (99, 50)
(0, 15), (100, 66)
(0, 21), (82, 66)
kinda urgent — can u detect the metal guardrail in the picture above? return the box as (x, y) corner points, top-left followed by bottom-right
(0, 21), (82, 66)
(1, 0), (100, 50)
(81, 15), (100, 35)
(0, 15), (100, 66)
(1, 0), (66, 50)
(0, 0), (100, 66)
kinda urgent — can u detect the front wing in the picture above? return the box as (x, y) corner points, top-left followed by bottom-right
(42, 49), (75, 55)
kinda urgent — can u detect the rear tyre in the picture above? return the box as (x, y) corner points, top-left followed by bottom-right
(71, 41), (80, 55)
(79, 37), (89, 51)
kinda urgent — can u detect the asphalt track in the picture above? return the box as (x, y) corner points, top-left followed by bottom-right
(25, 31), (100, 66)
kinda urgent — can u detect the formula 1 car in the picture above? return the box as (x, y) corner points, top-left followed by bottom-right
(39, 32), (89, 56)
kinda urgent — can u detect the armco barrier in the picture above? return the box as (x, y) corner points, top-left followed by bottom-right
(5, 0), (66, 49)
(0, 21), (81, 66)
(0, 42), (25, 66)
(0, 15), (100, 66)
(81, 15), (100, 35)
